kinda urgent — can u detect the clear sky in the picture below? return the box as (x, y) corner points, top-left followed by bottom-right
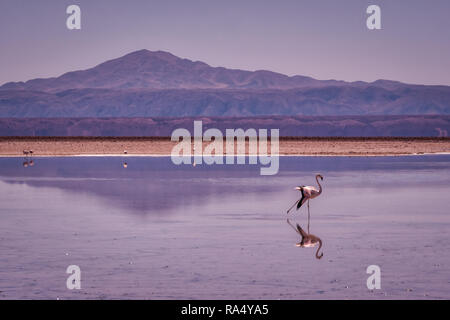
(1, 0), (450, 86)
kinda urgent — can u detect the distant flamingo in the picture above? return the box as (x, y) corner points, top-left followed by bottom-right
(22, 150), (33, 168)
(286, 174), (324, 232)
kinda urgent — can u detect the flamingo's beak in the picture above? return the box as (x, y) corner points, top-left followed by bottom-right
(294, 187), (301, 190)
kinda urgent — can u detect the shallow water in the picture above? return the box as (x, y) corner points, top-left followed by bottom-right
(0, 156), (449, 299)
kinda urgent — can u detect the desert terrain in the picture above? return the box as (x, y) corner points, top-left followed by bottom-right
(0, 137), (449, 157)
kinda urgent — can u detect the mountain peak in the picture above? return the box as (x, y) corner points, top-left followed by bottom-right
(0, 49), (409, 92)
(122, 49), (180, 62)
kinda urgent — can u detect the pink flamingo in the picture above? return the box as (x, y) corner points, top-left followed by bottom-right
(286, 174), (324, 232)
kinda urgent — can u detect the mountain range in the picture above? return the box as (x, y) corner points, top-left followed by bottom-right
(1, 116), (448, 137)
(0, 49), (449, 118)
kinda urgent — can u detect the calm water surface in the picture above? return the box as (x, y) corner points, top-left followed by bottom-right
(0, 156), (449, 299)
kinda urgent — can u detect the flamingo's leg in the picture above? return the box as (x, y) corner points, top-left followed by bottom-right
(307, 200), (310, 233)
(287, 199), (300, 214)
(286, 219), (300, 235)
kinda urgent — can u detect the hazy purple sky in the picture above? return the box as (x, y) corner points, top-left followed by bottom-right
(1, 0), (450, 86)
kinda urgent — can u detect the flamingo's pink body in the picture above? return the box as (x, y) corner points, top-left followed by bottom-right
(295, 182), (322, 208)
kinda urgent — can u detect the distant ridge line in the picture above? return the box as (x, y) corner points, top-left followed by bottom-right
(1, 116), (448, 137)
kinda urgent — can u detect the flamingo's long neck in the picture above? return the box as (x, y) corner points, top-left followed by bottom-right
(316, 175), (322, 194)
(315, 239), (323, 259)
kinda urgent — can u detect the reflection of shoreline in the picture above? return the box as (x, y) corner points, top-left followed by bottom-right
(0, 137), (449, 157)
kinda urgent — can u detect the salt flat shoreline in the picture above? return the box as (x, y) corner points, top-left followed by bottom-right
(0, 137), (449, 157)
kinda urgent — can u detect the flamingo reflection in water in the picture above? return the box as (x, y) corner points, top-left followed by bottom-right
(287, 219), (323, 260)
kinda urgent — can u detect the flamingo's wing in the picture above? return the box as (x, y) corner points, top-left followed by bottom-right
(296, 187), (307, 210)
